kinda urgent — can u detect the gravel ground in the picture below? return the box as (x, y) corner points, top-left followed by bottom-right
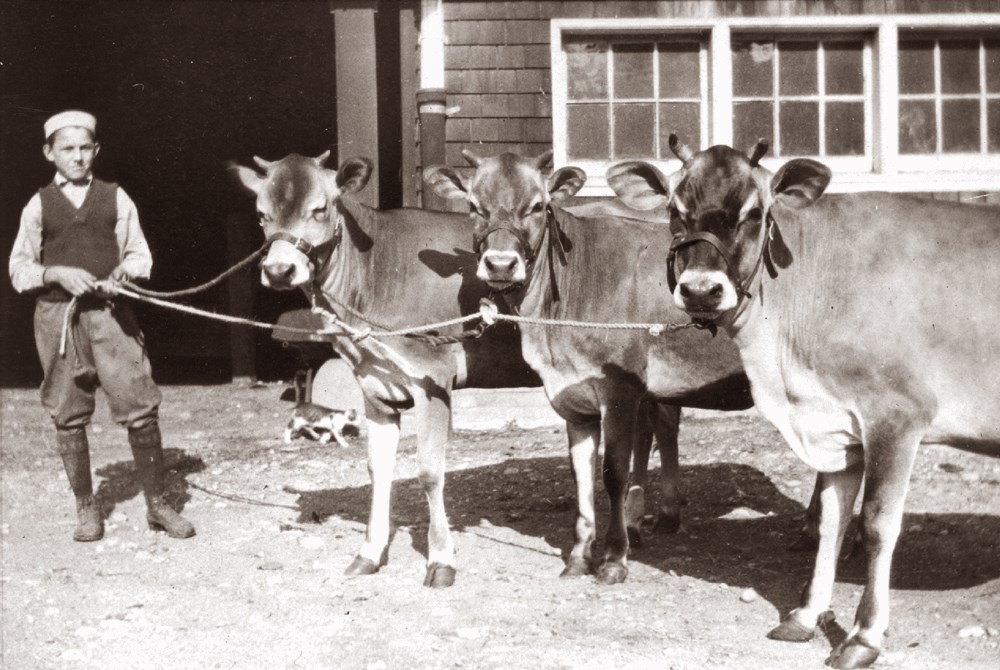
(2, 384), (998, 670)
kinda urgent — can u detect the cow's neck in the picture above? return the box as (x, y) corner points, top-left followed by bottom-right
(517, 208), (574, 318)
(315, 197), (379, 318)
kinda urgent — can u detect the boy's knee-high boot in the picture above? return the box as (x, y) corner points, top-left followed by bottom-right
(128, 422), (195, 539)
(56, 428), (103, 542)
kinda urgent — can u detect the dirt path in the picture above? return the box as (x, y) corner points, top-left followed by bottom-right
(2, 385), (998, 669)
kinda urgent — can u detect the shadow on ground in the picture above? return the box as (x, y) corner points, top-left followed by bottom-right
(289, 455), (1000, 621)
(94, 448), (206, 517)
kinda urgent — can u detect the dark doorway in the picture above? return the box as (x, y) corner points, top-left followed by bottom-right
(1, 0), (338, 386)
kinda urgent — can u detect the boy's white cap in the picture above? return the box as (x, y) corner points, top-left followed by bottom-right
(44, 110), (97, 139)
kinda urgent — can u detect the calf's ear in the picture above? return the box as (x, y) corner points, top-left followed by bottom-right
(606, 161), (670, 211)
(336, 156), (373, 194)
(230, 162), (264, 195)
(771, 159), (831, 209)
(548, 166), (586, 204)
(423, 165), (470, 200)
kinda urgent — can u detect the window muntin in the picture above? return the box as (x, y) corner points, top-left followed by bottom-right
(731, 38), (869, 163)
(551, 16), (1000, 194)
(898, 37), (1000, 155)
(565, 38), (707, 162)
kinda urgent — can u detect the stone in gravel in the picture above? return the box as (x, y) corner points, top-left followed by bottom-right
(110, 512), (128, 524)
(299, 535), (324, 550)
(958, 625), (988, 638)
(719, 506), (768, 520)
(258, 561), (283, 571)
(74, 625), (98, 637)
(739, 588), (759, 603)
(877, 650), (906, 665)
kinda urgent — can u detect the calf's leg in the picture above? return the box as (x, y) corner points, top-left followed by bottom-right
(346, 399), (400, 576)
(414, 384), (456, 588)
(650, 404), (682, 533)
(826, 430), (921, 670)
(626, 403), (654, 548)
(768, 460), (863, 642)
(561, 419), (600, 578)
(596, 395), (642, 585)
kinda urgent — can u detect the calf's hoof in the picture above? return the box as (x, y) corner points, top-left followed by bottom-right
(595, 562), (628, 585)
(559, 556), (590, 578)
(423, 563), (456, 588)
(344, 555), (381, 577)
(826, 639), (880, 669)
(767, 616), (816, 642)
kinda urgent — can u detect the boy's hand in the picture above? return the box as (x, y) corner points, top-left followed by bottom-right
(109, 266), (129, 282)
(44, 266), (97, 297)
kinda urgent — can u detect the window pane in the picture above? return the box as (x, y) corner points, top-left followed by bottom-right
(613, 103), (655, 158)
(780, 102), (818, 155)
(987, 40), (1000, 93)
(566, 42), (608, 99)
(826, 102), (865, 156)
(567, 104), (610, 159)
(659, 102), (701, 157)
(614, 44), (654, 99)
(942, 99), (981, 152)
(733, 101), (774, 154)
(899, 40), (934, 94)
(940, 40), (981, 95)
(778, 42), (817, 96)
(899, 99), (936, 154)
(826, 42), (864, 95)
(659, 43), (700, 99)
(732, 41), (774, 97)
(988, 100), (1000, 152)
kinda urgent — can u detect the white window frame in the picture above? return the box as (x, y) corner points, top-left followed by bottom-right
(551, 14), (1000, 196)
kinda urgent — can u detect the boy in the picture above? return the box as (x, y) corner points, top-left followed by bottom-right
(8, 110), (195, 541)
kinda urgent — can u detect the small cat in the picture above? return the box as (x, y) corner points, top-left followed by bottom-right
(283, 369), (361, 448)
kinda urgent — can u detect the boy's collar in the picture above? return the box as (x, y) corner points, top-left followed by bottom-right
(54, 172), (93, 187)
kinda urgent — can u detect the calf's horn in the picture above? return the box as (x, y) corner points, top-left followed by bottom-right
(534, 150), (553, 169)
(748, 139), (769, 167)
(461, 149), (484, 167)
(668, 134), (694, 163)
(314, 149), (331, 166)
(253, 156), (275, 171)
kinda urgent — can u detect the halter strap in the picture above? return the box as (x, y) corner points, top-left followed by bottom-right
(473, 206), (568, 302)
(666, 213), (773, 311)
(266, 223), (342, 269)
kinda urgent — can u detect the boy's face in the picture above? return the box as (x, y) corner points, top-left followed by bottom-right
(43, 127), (99, 183)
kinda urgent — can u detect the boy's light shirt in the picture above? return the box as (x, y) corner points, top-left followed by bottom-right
(8, 172), (153, 293)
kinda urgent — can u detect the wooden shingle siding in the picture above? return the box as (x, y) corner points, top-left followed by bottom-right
(436, 0), (1000, 207)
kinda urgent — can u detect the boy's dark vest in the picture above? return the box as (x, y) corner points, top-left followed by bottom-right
(39, 179), (119, 302)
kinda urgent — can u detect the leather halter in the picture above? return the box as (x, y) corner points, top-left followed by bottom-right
(666, 211), (773, 314)
(472, 206), (568, 301)
(265, 223), (342, 270)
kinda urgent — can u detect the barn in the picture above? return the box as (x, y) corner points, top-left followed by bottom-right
(2, 0), (999, 387)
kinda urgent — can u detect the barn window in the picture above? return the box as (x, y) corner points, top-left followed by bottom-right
(730, 38), (871, 169)
(898, 37), (1000, 156)
(551, 15), (1000, 195)
(564, 38), (707, 162)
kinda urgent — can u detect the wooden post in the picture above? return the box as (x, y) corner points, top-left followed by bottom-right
(226, 212), (256, 382)
(418, 0), (448, 210)
(333, 0), (403, 209)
